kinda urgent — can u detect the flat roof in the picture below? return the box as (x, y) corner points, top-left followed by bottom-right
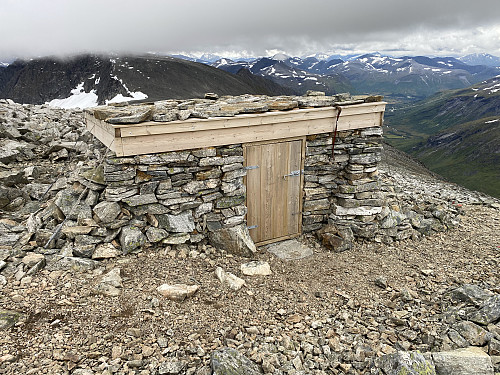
(85, 94), (386, 156)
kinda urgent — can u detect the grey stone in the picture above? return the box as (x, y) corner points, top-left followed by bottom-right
(469, 295), (500, 325)
(119, 226), (147, 254)
(92, 243), (120, 259)
(450, 284), (494, 306)
(146, 227), (168, 242)
(375, 276), (388, 289)
(22, 253), (45, 268)
(0, 309), (24, 330)
(211, 347), (262, 375)
(93, 201), (122, 223)
(208, 224), (256, 257)
(431, 347), (494, 375)
(122, 193), (157, 207)
(162, 233), (190, 244)
(335, 205), (382, 216)
(454, 321), (490, 346)
(376, 351), (436, 375)
(158, 359), (187, 375)
(54, 190), (79, 217)
(267, 239), (314, 261)
(106, 106), (154, 124)
(46, 255), (99, 271)
(159, 211), (195, 233)
(95, 268), (122, 297)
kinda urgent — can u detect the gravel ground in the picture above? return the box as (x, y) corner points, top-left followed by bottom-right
(1, 203), (498, 374)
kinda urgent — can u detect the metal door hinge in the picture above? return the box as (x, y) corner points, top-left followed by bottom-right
(247, 225), (258, 230)
(245, 165), (259, 170)
(283, 169), (304, 179)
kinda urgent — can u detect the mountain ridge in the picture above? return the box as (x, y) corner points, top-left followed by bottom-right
(0, 54), (293, 107)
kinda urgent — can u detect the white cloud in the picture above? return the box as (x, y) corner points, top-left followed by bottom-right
(0, 0), (500, 59)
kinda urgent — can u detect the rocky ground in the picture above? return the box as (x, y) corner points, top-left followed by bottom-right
(0, 100), (499, 375)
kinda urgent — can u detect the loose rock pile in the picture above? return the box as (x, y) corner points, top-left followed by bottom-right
(0, 98), (499, 375)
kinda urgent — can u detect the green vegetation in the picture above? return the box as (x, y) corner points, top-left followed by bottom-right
(384, 78), (500, 198)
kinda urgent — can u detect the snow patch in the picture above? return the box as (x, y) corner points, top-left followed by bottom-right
(485, 119), (499, 124)
(106, 92), (148, 104)
(47, 83), (98, 109)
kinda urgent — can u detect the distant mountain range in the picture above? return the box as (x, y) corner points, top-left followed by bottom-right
(211, 53), (500, 102)
(1, 52), (500, 108)
(385, 76), (500, 197)
(0, 54), (292, 107)
(458, 53), (500, 67)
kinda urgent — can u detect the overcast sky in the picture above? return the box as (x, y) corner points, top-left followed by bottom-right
(1, 0), (500, 60)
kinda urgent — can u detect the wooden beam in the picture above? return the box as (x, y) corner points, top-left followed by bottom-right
(85, 102), (386, 156)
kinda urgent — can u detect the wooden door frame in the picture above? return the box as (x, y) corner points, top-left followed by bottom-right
(243, 136), (306, 246)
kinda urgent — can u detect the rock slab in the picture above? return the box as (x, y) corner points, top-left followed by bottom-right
(267, 239), (313, 261)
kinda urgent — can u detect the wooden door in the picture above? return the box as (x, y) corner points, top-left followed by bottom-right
(244, 138), (304, 245)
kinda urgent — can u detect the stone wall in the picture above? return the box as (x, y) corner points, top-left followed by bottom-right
(68, 144), (249, 255)
(27, 125), (459, 259)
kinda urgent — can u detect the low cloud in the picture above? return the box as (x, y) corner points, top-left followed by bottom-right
(1, 0), (499, 59)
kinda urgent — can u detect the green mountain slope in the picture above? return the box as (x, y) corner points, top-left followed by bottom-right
(384, 76), (500, 197)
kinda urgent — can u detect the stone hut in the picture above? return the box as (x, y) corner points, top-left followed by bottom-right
(81, 92), (388, 255)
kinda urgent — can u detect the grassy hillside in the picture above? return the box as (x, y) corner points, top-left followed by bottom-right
(384, 76), (500, 197)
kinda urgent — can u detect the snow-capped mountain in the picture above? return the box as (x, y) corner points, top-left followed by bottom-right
(212, 57), (351, 95)
(211, 53), (500, 101)
(459, 53), (500, 67)
(0, 55), (292, 108)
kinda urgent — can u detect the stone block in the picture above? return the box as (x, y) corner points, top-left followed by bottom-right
(157, 211), (195, 233)
(208, 224), (256, 257)
(93, 201), (121, 223)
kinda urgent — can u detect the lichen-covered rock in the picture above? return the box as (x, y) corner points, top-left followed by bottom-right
(211, 347), (262, 375)
(93, 201), (121, 223)
(119, 226), (146, 254)
(0, 309), (24, 330)
(450, 284), (494, 306)
(468, 295), (500, 325)
(376, 350), (436, 375)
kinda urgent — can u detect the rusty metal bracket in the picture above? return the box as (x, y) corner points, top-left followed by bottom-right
(332, 105), (342, 159)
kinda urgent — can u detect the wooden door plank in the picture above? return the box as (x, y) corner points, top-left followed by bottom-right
(245, 144), (262, 243)
(287, 140), (302, 235)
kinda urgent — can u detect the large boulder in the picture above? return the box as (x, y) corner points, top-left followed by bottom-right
(431, 347), (494, 375)
(450, 284), (494, 306)
(211, 347), (262, 375)
(208, 224), (255, 257)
